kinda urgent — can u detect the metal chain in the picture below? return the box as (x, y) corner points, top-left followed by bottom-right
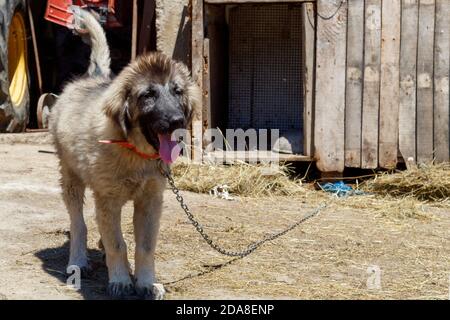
(159, 161), (326, 259)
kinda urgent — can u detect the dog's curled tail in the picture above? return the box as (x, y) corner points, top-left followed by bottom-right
(70, 6), (111, 79)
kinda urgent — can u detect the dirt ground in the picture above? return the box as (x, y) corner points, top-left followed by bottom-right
(0, 134), (449, 300)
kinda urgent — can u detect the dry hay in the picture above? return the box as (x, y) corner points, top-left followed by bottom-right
(170, 161), (449, 221)
(334, 195), (437, 221)
(171, 161), (305, 197)
(364, 162), (450, 202)
(291, 188), (437, 221)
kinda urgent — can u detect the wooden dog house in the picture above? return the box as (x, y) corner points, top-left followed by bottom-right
(156, 0), (449, 173)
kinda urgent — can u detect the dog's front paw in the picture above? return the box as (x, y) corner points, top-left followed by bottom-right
(135, 282), (166, 300)
(107, 281), (135, 299)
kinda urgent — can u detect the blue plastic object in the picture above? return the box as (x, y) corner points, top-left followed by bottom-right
(319, 181), (365, 197)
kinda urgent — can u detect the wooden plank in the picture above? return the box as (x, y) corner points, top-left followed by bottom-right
(314, 0), (347, 173)
(27, 2), (42, 95)
(416, 0), (435, 163)
(399, 0), (419, 164)
(203, 38), (211, 131)
(344, 0), (364, 168)
(379, 0), (401, 169)
(302, 2), (315, 157)
(361, 0), (381, 169)
(138, 0), (156, 55)
(433, 0), (450, 162)
(205, 151), (312, 163)
(191, 0), (204, 162)
(206, 0), (313, 3)
(206, 5), (227, 130)
(131, 0), (138, 60)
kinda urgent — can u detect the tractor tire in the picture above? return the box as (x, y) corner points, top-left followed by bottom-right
(0, 0), (30, 132)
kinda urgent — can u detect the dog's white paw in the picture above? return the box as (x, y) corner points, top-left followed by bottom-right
(152, 283), (166, 300)
(136, 282), (166, 300)
(107, 280), (135, 299)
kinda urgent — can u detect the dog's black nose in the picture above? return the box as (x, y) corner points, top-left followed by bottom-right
(169, 115), (185, 131)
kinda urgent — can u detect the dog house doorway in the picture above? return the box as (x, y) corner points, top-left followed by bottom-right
(204, 2), (312, 159)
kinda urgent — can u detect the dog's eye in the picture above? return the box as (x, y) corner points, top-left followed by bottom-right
(174, 87), (184, 96)
(144, 89), (157, 99)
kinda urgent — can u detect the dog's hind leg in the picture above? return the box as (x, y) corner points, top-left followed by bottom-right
(133, 178), (166, 300)
(60, 165), (89, 275)
(94, 193), (134, 298)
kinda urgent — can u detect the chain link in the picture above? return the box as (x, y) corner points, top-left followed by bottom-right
(159, 161), (326, 258)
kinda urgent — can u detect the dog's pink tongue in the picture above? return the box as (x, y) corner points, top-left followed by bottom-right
(158, 134), (181, 164)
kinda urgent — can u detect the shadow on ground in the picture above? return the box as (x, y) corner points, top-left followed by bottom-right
(35, 239), (111, 300)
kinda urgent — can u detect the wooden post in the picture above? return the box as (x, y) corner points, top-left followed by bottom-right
(416, 0), (435, 163)
(138, 0), (156, 55)
(131, 0), (138, 61)
(302, 2), (315, 157)
(433, 0), (450, 162)
(191, 0), (204, 162)
(361, 0), (381, 169)
(399, 0), (419, 164)
(203, 38), (211, 131)
(314, 0), (347, 173)
(345, 0), (364, 168)
(27, 2), (42, 95)
(379, 0), (401, 169)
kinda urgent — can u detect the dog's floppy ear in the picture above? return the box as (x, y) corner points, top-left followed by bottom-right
(103, 86), (131, 137)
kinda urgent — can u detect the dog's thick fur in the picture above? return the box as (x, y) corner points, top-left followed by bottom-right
(50, 8), (200, 299)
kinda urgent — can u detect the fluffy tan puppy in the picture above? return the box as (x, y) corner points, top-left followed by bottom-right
(50, 7), (200, 299)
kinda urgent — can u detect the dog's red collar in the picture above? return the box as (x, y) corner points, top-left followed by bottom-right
(98, 140), (160, 160)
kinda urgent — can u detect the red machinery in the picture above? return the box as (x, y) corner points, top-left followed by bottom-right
(45, 0), (121, 28)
